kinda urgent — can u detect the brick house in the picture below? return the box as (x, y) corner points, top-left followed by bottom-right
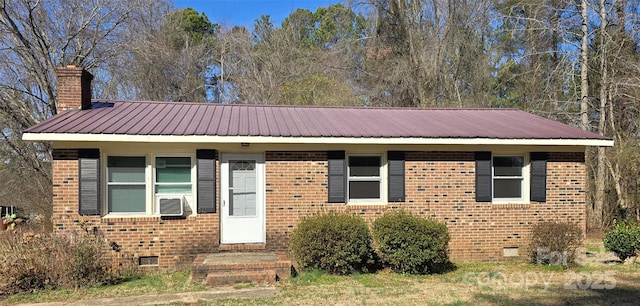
(23, 66), (613, 268)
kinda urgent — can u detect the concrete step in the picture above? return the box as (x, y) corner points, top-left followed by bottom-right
(206, 270), (276, 287)
(191, 252), (293, 288)
(218, 243), (266, 251)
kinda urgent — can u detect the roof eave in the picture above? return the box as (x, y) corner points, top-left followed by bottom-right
(22, 133), (614, 147)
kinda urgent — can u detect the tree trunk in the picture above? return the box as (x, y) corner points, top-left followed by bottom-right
(593, 0), (609, 228)
(580, 0), (597, 228)
(580, 0), (589, 131)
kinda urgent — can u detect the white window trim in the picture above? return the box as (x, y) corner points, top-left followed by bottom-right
(105, 155), (148, 216)
(346, 153), (387, 205)
(491, 153), (530, 204)
(103, 152), (196, 217)
(153, 155), (194, 195)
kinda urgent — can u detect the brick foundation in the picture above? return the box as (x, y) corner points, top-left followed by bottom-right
(52, 149), (586, 268)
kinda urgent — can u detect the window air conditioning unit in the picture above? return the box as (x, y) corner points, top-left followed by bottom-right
(157, 196), (184, 217)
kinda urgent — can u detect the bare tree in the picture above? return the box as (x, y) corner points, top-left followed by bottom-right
(579, 0), (595, 226)
(493, 0), (583, 122)
(598, 0), (640, 223)
(592, 0), (609, 227)
(222, 4), (367, 105)
(124, 8), (219, 102)
(580, 0), (590, 132)
(363, 0), (495, 107)
(0, 0), (169, 224)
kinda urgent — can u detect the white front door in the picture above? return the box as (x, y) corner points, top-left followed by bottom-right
(220, 153), (265, 244)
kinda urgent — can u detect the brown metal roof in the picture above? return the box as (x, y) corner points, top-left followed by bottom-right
(25, 100), (608, 140)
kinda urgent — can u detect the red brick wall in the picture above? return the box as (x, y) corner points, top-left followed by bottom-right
(262, 151), (586, 262)
(52, 149), (80, 217)
(52, 149), (219, 268)
(264, 152), (329, 250)
(51, 149), (586, 268)
(398, 151), (586, 262)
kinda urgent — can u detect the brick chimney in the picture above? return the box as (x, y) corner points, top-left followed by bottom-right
(55, 65), (94, 111)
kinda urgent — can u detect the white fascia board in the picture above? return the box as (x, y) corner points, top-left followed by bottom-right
(22, 133), (614, 147)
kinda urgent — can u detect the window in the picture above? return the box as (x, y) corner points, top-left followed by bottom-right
(155, 157), (192, 194)
(229, 160), (257, 216)
(107, 156), (146, 213)
(348, 155), (382, 202)
(106, 155), (194, 215)
(476, 152), (542, 203)
(492, 156), (524, 200)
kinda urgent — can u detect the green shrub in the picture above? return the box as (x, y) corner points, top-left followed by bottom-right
(289, 212), (375, 275)
(604, 222), (640, 261)
(372, 211), (451, 274)
(0, 228), (115, 294)
(530, 221), (583, 266)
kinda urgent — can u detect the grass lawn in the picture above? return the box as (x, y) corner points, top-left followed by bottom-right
(1, 270), (208, 305)
(206, 261), (640, 306)
(3, 239), (640, 305)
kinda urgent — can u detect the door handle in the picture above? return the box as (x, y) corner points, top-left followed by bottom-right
(223, 200), (226, 207)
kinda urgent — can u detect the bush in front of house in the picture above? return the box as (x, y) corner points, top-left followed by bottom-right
(604, 221), (640, 262)
(372, 211), (451, 274)
(0, 227), (114, 294)
(529, 221), (583, 266)
(289, 212), (375, 275)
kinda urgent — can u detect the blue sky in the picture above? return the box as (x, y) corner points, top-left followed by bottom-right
(173, 0), (342, 29)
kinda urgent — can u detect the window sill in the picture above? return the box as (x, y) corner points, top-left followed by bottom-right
(491, 200), (528, 204)
(102, 214), (196, 219)
(490, 202), (530, 209)
(346, 201), (388, 206)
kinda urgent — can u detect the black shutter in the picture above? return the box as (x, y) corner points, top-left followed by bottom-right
(197, 149), (217, 213)
(530, 152), (548, 202)
(388, 151), (405, 202)
(327, 151), (346, 203)
(475, 151), (492, 202)
(79, 149), (100, 215)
